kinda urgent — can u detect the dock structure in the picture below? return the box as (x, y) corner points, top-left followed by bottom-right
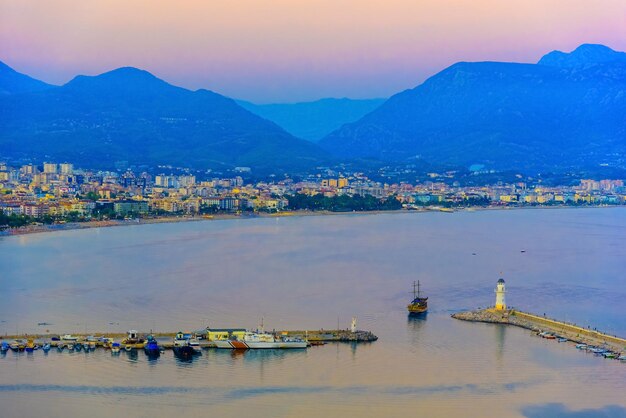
(452, 308), (626, 354)
(1, 328), (378, 347)
(278, 329), (378, 342)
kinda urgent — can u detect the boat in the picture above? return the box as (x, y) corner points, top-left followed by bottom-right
(42, 343), (51, 353)
(66, 343), (75, 352)
(122, 330), (145, 349)
(82, 342), (91, 351)
(61, 334), (79, 342)
(172, 332), (199, 358)
(214, 330), (308, 349)
(557, 338), (568, 343)
(407, 281), (428, 314)
(74, 343), (83, 352)
(575, 343), (587, 350)
(9, 340), (25, 352)
(0, 341), (9, 352)
(143, 335), (160, 358)
(602, 352), (617, 359)
(111, 342), (121, 354)
(25, 339), (38, 352)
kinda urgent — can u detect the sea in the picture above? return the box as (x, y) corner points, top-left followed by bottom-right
(1, 208), (625, 418)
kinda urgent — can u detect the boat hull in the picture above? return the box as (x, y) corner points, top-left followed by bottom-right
(214, 340), (307, 349)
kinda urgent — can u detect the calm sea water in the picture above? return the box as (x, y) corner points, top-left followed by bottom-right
(1, 208), (625, 418)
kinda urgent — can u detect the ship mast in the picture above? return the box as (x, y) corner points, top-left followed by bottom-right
(412, 280), (422, 299)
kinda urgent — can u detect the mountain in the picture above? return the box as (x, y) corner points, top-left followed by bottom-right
(0, 65), (327, 171)
(320, 44), (626, 172)
(238, 98), (385, 141)
(0, 60), (54, 95)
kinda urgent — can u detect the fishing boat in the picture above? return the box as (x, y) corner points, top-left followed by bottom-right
(61, 334), (79, 342)
(9, 340), (25, 352)
(143, 335), (160, 358)
(111, 342), (121, 354)
(25, 339), (38, 352)
(172, 332), (199, 358)
(407, 281), (428, 314)
(122, 330), (145, 349)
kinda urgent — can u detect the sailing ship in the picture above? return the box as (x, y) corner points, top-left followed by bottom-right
(407, 281), (428, 314)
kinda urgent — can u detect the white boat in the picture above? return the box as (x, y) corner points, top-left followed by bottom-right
(61, 335), (79, 341)
(214, 331), (307, 349)
(111, 342), (121, 354)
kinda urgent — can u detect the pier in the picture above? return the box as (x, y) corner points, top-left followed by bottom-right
(452, 308), (626, 354)
(1, 328), (378, 348)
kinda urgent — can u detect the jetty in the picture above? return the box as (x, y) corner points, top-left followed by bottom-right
(1, 327), (378, 348)
(452, 308), (626, 354)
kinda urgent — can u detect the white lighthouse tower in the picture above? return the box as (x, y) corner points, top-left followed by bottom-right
(494, 278), (506, 311)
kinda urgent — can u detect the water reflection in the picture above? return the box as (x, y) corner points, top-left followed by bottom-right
(494, 324), (506, 363)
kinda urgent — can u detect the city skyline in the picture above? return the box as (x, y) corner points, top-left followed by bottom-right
(2, 0), (626, 102)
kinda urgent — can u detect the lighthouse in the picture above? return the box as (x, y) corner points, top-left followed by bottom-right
(494, 278), (506, 310)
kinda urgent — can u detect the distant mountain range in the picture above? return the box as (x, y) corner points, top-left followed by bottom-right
(1, 44), (625, 174)
(0, 64), (327, 171)
(238, 98), (385, 141)
(321, 44), (626, 172)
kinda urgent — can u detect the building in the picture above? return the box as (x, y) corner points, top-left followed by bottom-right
(43, 162), (58, 174)
(59, 163), (74, 175)
(113, 200), (149, 216)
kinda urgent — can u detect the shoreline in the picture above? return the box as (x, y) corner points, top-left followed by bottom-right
(1, 204), (622, 238)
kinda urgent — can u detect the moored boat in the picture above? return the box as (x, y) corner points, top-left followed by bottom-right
(25, 339), (38, 352)
(111, 342), (121, 354)
(122, 330), (145, 349)
(61, 334), (79, 342)
(0, 341), (9, 352)
(407, 281), (428, 314)
(143, 335), (160, 358)
(42, 343), (51, 353)
(214, 330), (307, 349)
(172, 332), (199, 358)
(10, 340), (25, 352)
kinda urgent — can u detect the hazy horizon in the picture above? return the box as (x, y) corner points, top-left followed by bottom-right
(2, 0), (626, 102)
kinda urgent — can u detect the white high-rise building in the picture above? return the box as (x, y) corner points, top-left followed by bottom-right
(60, 163), (74, 175)
(43, 162), (58, 174)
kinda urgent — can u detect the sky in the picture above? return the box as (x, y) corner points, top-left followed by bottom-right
(2, 0), (626, 103)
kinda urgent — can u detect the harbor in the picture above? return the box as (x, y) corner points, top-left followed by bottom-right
(0, 320), (378, 354)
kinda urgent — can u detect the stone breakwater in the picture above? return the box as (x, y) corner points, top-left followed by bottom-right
(452, 309), (626, 354)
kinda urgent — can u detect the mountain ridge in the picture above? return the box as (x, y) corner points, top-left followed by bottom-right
(320, 44), (626, 172)
(0, 64), (328, 171)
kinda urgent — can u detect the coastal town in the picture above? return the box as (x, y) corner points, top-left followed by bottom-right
(1, 160), (625, 232)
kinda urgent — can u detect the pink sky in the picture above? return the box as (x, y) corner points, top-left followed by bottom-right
(2, 0), (626, 102)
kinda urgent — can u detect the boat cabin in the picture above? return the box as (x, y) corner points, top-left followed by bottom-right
(206, 328), (246, 341)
